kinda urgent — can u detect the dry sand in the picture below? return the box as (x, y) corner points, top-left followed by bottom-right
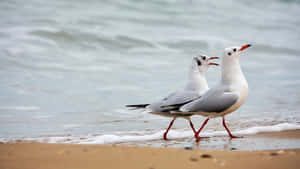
(1, 130), (300, 169)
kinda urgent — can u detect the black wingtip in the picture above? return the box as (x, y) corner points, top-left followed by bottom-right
(125, 104), (149, 108)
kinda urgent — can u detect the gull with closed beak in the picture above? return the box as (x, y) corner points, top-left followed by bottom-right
(171, 44), (251, 140)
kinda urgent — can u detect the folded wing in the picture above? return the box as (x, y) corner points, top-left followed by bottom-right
(179, 87), (239, 113)
(147, 90), (200, 112)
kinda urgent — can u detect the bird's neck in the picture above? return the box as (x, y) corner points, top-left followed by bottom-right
(185, 66), (209, 94)
(221, 58), (248, 88)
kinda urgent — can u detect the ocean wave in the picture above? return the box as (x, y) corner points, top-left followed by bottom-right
(1, 123), (299, 144)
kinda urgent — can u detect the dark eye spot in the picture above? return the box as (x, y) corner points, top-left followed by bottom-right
(202, 56), (206, 60)
(228, 52), (231, 56)
(233, 48), (236, 52)
(196, 59), (202, 66)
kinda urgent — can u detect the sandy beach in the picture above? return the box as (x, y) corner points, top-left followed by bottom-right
(1, 130), (300, 169)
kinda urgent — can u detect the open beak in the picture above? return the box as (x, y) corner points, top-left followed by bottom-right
(239, 44), (251, 51)
(208, 56), (219, 66)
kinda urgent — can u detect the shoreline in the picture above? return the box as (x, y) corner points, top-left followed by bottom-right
(1, 123), (299, 148)
(1, 130), (300, 169)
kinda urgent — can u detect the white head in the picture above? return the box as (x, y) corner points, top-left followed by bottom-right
(223, 44), (252, 62)
(221, 44), (252, 84)
(192, 55), (219, 73)
(186, 55), (218, 92)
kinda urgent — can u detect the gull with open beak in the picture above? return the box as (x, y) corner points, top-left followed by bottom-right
(173, 44), (252, 140)
(126, 55), (219, 140)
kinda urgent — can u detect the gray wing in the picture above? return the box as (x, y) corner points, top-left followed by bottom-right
(180, 87), (239, 113)
(147, 90), (199, 112)
(160, 90), (200, 107)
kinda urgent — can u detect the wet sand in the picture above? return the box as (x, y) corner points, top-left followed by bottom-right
(1, 130), (300, 169)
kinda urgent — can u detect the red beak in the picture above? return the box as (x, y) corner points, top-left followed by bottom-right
(209, 62), (219, 66)
(239, 44), (252, 51)
(208, 56), (219, 66)
(208, 56), (219, 60)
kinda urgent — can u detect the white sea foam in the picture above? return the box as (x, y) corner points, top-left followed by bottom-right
(1, 123), (299, 145)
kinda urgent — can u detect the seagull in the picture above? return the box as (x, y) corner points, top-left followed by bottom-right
(170, 44), (251, 140)
(126, 55), (219, 140)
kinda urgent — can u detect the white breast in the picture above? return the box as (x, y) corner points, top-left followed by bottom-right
(222, 83), (248, 116)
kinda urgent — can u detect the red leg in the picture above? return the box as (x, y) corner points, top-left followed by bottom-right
(188, 119), (197, 134)
(222, 117), (241, 138)
(195, 118), (209, 141)
(163, 118), (176, 140)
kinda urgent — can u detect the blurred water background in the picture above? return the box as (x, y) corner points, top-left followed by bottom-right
(0, 0), (300, 147)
